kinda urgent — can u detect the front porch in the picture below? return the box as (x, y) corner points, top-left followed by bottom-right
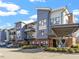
(48, 37), (76, 47)
(48, 24), (79, 48)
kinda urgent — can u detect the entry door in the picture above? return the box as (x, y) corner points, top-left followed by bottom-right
(58, 39), (65, 47)
(53, 39), (57, 47)
(61, 39), (65, 47)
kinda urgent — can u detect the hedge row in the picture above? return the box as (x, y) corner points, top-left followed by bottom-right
(21, 45), (40, 49)
(44, 47), (79, 53)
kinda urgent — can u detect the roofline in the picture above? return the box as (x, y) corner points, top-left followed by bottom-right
(15, 21), (26, 24)
(36, 6), (70, 14)
(51, 6), (69, 12)
(25, 21), (37, 25)
(52, 23), (79, 28)
(36, 7), (51, 11)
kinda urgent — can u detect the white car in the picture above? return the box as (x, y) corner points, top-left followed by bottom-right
(6, 44), (13, 48)
(0, 42), (6, 45)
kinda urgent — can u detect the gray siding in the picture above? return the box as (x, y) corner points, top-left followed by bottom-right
(37, 10), (50, 39)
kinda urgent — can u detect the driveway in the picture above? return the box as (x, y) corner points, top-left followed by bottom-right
(0, 48), (79, 59)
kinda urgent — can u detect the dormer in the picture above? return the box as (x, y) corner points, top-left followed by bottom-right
(50, 6), (73, 25)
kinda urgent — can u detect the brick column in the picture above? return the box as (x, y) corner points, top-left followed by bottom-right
(72, 37), (76, 46)
(66, 37), (73, 47)
(48, 37), (53, 47)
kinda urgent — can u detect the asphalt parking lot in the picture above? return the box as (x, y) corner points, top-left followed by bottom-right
(0, 48), (79, 59)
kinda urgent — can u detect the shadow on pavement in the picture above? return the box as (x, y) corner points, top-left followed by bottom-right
(10, 48), (44, 53)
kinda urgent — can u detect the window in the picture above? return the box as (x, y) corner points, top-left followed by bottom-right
(54, 17), (60, 24)
(65, 19), (68, 24)
(41, 20), (44, 25)
(16, 23), (21, 29)
(39, 21), (41, 25)
(44, 19), (46, 23)
(39, 19), (47, 30)
(51, 17), (61, 25)
(41, 30), (44, 36)
(39, 19), (46, 26)
(51, 18), (54, 24)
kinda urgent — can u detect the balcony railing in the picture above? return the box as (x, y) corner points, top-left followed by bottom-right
(27, 35), (35, 39)
(24, 28), (35, 32)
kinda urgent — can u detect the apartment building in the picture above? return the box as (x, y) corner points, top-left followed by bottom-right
(0, 29), (10, 44)
(6, 6), (78, 48)
(24, 22), (37, 45)
(15, 21), (27, 45)
(9, 28), (16, 43)
(36, 7), (79, 47)
(15, 20), (37, 45)
(0, 29), (6, 42)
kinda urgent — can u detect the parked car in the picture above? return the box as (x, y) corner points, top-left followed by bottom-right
(0, 42), (6, 47)
(6, 44), (19, 48)
(6, 44), (13, 48)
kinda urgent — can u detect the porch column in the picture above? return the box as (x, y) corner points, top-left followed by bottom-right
(48, 37), (53, 47)
(66, 37), (76, 47)
(72, 37), (76, 46)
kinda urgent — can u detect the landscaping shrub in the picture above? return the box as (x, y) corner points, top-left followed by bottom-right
(44, 47), (79, 53)
(62, 48), (69, 52)
(71, 45), (78, 48)
(44, 47), (51, 51)
(74, 48), (79, 53)
(44, 47), (57, 52)
(68, 48), (75, 53)
(76, 44), (79, 48)
(71, 44), (79, 48)
(51, 48), (57, 52)
(22, 45), (39, 49)
(57, 48), (63, 52)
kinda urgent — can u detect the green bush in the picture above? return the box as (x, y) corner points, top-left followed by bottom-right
(44, 47), (79, 53)
(44, 47), (51, 51)
(57, 48), (63, 52)
(44, 47), (57, 52)
(22, 45), (39, 49)
(68, 48), (75, 53)
(71, 45), (78, 48)
(71, 44), (79, 48)
(76, 44), (79, 48)
(51, 48), (57, 52)
(74, 48), (79, 53)
(62, 48), (69, 52)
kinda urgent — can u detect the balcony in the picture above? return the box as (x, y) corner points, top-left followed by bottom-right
(24, 28), (35, 32)
(27, 35), (35, 39)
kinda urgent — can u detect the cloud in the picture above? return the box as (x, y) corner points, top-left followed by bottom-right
(29, 0), (47, 2)
(6, 23), (12, 27)
(19, 14), (37, 24)
(0, 11), (17, 16)
(74, 17), (79, 23)
(29, 14), (37, 20)
(0, 1), (20, 11)
(0, 1), (29, 16)
(73, 9), (79, 23)
(19, 19), (35, 24)
(73, 17), (79, 23)
(19, 9), (29, 14)
(23, 19), (35, 24)
(73, 9), (79, 15)
(0, 23), (14, 29)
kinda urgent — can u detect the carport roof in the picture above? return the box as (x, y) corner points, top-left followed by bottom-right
(52, 24), (79, 37)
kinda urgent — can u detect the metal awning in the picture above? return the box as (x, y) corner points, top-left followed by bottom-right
(52, 24), (79, 37)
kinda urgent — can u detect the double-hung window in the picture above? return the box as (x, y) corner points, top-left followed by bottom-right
(51, 17), (61, 25)
(54, 17), (60, 24)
